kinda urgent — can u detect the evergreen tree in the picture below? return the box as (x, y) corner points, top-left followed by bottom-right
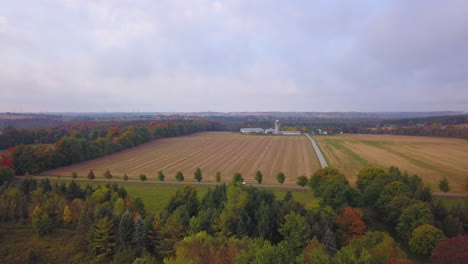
(132, 216), (148, 253)
(119, 211), (134, 247)
(90, 216), (116, 262)
(321, 229), (337, 253)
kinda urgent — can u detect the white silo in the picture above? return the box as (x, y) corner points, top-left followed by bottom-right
(275, 120), (280, 134)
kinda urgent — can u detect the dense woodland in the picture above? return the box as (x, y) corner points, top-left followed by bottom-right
(0, 120), (223, 175)
(0, 166), (467, 263)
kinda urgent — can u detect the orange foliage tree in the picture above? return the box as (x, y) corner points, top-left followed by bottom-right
(336, 207), (366, 246)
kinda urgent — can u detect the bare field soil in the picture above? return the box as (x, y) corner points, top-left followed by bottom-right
(315, 134), (468, 192)
(45, 132), (320, 185)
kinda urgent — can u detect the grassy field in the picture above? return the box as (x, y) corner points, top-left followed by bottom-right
(45, 132), (320, 185)
(314, 134), (468, 192)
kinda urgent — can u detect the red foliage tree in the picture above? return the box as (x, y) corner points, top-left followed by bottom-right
(336, 207), (366, 246)
(430, 235), (468, 264)
(0, 160), (14, 168)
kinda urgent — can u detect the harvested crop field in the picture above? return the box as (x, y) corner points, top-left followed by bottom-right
(45, 132), (320, 185)
(314, 134), (468, 191)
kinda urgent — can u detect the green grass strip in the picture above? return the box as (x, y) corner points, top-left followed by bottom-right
(324, 139), (370, 167)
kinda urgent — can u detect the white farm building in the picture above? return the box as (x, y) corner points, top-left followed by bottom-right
(240, 120), (301, 135)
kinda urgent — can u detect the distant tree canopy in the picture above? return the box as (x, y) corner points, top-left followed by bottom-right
(0, 120), (223, 175)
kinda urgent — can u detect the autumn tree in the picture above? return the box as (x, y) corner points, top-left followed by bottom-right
(276, 172), (285, 185)
(215, 171), (221, 183)
(158, 171), (165, 181)
(63, 205), (72, 225)
(253, 170), (263, 185)
(409, 224), (445, 256)
(175, 171), (184, 182)
(438, 177), (450, 198)
(431, 235), (468, 264)
(90, 216), (116, 262)
(335, 207), (366, 246)
(88, 170), (95, 180)
(194, 168), (202, 183)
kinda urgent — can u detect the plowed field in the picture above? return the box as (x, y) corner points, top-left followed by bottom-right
(314, 134), (468, 191)
(45, 132), (320, 185)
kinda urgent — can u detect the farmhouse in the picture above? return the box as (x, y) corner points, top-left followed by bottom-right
(240, 120), (302, 135)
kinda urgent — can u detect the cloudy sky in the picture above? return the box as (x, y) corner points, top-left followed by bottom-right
(1, 0), (467, 112)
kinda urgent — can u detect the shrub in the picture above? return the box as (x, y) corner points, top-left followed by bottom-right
(139, 173), (147, 182)
(71, 172), (78, 179)
(123, 174), (129, 181)
(215, 171), (221, 183)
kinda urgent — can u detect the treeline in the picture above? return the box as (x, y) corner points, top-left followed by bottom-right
(1, 168), (467, 263)
(0, 120), (223, 175)
(353, 125), (468, 140)
(380, 114), (468, 126)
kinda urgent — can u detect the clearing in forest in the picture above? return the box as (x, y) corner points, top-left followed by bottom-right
(45, 132), (320, 185)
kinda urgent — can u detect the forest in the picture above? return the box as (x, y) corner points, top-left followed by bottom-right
(0, 166), (466, 263)
(0, 120), (224, 175)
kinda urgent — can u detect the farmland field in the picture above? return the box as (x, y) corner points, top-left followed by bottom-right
(45, 132), (320, 185)
(314, 134), (468, 191)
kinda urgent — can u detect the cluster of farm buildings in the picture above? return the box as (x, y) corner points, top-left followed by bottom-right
(240, 120), (302, 135)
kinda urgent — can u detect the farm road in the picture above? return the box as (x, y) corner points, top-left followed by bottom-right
(306, 134), (328, 168)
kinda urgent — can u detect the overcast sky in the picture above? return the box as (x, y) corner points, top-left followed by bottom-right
(1, 0), (467, 112)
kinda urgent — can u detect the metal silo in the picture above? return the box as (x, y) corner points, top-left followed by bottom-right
(275, 120), (280, 134)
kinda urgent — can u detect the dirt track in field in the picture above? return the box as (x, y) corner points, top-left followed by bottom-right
(315, 134), (468, 192)
(45, 132), (320, 185)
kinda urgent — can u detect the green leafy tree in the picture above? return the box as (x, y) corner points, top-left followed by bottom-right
(438, 177), (450, 198)
(113, 198), (126, 216)
(139, 173), (147, 182)
(384, 195), (417, 226)
(158, 171), (165, 181)
(0, 166), (14, 185)
(104, 170), (112, 179)
(123, 173), (129, 181)
(71, 171), (78, 179)
(255, 170), (263, 184)
(296, 176), (308, 190)
(193, 168), (202, 183)
(175, 171), (184, 182)
(396, 203), (434, 241)
(63, 205), (72, 225)
(90, 216), (117, 262)
(302, 238), (331, 264)
(278, 212), (311, 257)
(215, 171), (221, 183)
(356, 167), (384, 191)
(232, 172), (243, 183)
(376, 181), (411, 211)
(409, 224), (445, 256)
(276, 172), (286, 185)
(159, 210), (185, 257)
(32, 206), (54, 237)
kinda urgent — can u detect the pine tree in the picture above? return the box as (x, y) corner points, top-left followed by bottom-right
(119, 211), (134, 246)
(132, 216), (148, 253)
(321, 228), (337, 253)
(90, 216), (116, 262)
